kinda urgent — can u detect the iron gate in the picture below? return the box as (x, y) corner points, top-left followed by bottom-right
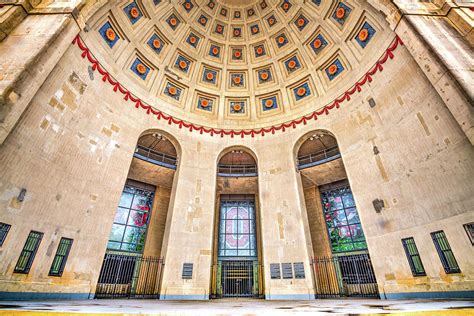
(218, 260), (259, 298)
(95, 253), (164, 299)
(311, 254), (379, 298)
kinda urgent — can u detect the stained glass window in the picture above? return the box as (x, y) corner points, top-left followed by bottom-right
(107, 181), (155, 253)
(321, 186), (367, 253)
(218, 199), (257, 258)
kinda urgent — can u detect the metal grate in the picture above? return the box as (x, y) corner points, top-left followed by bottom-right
(431, 231), (461, 274)
(96, 253), (164, 299)
(463, 222), (474, 245)
(293, 262), (305, 279)
(14, 231), (43, 274)
(182, 263), (193, 279)
(270, 263), (281, 279)
(49, 237), (73, 277)
(401, 237), (426, 276)
(311, 254), (379, 298)
(0, 222), (11, 247)
(281, 263), (293, 279)
(220, 260), (257, 297)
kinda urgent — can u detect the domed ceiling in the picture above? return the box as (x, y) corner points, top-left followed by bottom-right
(79, 0), (400, 135)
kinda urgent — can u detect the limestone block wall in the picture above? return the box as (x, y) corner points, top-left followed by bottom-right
(0, 16), (473, 300)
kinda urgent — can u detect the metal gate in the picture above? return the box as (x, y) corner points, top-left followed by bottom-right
(95, 253), (164, 299)
(311, 254), (379, 298)
(218, 260), (259, 298)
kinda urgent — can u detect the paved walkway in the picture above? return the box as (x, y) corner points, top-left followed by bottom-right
(0, 298), (473, 315)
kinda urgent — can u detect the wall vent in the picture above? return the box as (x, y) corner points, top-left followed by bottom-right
(182, 263), (193, 279)
(281, 263), (293, 279)
(293, 262), (305, 279)
(270, 263), (281, 279)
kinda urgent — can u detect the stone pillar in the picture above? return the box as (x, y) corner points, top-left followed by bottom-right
(257, 141), (315, 300)
(158, 144), (217, 300)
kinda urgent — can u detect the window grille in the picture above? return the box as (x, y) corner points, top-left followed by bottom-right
(463, 223), (474, 245)
(401, 237), (426, 276)
(0, 222), (11, 246)
(49, 238), (73, 276)
(431, 231), (460, 274)
(14, 231), (43, 274)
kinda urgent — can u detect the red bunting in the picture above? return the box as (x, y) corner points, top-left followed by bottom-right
(72, 35), (403, 138)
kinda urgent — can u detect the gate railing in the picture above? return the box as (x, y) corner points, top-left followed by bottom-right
(95, 253), (164, 299)
(311, 254), (379, 298)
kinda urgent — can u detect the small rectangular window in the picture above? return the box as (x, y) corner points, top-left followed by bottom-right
(463, 223), (474, 245)
(401, 237), (426, 276)
(0, 222), (11, 246)
(431, 231), (460, 274)
(14, 231), (43, 274)
(49, 238), (73, 277)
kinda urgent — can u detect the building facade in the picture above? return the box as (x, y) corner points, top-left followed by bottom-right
(0, 0), (473, 301)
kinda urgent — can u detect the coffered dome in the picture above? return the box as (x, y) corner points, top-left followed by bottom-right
(81, 0), (397, 133)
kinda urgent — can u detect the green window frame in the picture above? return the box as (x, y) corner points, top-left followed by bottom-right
(401, 237), (426, 276)
(14, 231), (43, 274)
(431, 231), (460, 274)
(49, 237), (73, 277)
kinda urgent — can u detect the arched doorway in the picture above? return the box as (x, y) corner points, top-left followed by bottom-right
(295, 131), (378, 298)
(95, 131), (179, 299)
(211, 147), (263, 298)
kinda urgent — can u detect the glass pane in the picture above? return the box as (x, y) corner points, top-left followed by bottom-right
(107, 241), (121, 250)
(119, 192), (133, 208)
(240, 220), (250, 234)
(132, 194), (152, 211)
(109, 224), (125, 242)
(225, 249), (237, 256)
(114, 207), (129, 224)
(333, 210), (347, 226)
(239, 249), (251, 256)
(329, 195), (344, 211)
(342, 192), (355, 208)
(225, 234), (237, 249)
(238, 207), (250, 220)
(238, 235), (250, 250)
(128, 210), (149, 227)
(123, 226), (146, 245)
(346, 208), (359, 224)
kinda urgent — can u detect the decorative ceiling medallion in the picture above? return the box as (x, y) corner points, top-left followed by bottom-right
(166, 14), (181, 30)
(215, 23), (225, 35)
(198, 14), (208, 27)
(284, 55), (301, 73)
(230, 101), (245, 114)
(325, 59), (344, 80)
(267, 15), (277, 27)
(333, 2), (352, 26)
(207, 0), (215, 10)
(247, 8), (255, 17)
(356, 22), (376, 48)
(250, 24), (260, 35)
(164, 82), (182, 100)
(262, 96), (278, 111)
(209, 44), (221, 57)
(275, 33), (289, 48)
(186, 33), (200, 48)
(310, 34), (328, 55)
(294, 82), (311, 101)
(232, 48), (243, 60)
(230, 73), (245, 88)
(254, 44), (266, 58)
(203, 68), (218, 84)
(99, 22), (119, 48)
(258, 68), (272, 83)
(182, 0), (194, 13)
(294, 14), (309, 31)
(281, 0), (292, 13)
(198, 97), (213, 111)
(175, 55), (191, 73)
(124, 1), (143, 24)
(131, 58), (150, 80)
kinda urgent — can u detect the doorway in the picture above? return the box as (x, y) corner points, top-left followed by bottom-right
(216, 197), (259, 298)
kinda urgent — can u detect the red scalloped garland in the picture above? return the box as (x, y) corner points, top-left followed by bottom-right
(72, 35), (403, 138)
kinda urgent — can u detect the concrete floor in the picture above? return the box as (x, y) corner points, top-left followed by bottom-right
(0, 299), (473, 315)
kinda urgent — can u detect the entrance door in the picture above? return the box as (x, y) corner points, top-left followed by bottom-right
(216, 197), (259, 298)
